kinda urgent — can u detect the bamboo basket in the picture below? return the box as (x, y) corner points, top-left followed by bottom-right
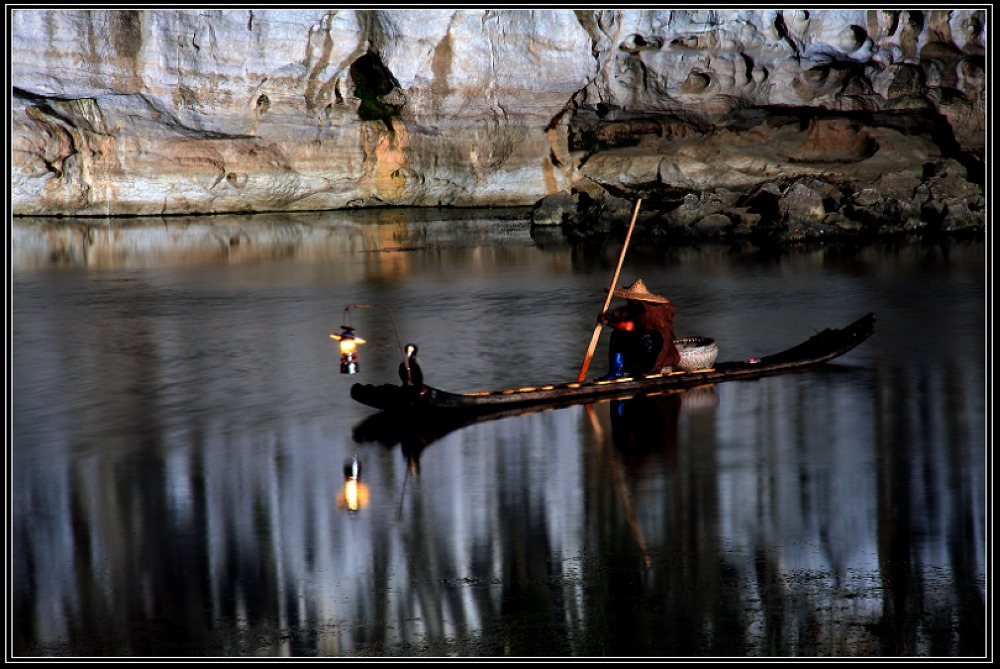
(674, 336), (718, 370)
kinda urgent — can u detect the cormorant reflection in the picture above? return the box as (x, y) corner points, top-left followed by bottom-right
(352, 409), (454, 476)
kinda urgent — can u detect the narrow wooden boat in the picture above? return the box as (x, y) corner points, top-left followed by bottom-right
(351, 312), (876, 416)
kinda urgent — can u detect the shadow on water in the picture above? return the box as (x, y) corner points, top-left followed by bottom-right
(351, 385), (716, 484)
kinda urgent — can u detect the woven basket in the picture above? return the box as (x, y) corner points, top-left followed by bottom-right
(674, 336), (718, 370)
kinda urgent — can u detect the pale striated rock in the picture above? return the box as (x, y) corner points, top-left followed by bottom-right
(780, 183), (827, 223)
(10, 8), (986, 227)
(692, 213), (734, 237)
(530, 191), (578, 226)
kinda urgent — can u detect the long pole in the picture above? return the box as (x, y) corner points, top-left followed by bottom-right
(576, 198), (642, 382)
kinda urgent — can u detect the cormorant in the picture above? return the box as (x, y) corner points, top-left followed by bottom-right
(399, 343), (423, 387)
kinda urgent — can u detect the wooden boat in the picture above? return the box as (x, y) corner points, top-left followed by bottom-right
(350, 312), (876, 417)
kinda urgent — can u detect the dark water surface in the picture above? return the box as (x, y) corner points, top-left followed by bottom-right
(10, 210), (987, 658)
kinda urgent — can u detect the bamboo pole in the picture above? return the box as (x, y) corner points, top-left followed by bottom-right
(576, 199), (642, 382)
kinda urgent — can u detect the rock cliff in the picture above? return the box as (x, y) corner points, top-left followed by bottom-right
(10, 9), (986, 239)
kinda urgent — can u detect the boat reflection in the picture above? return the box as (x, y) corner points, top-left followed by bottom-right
(352, 384), (719, 479)
(354, 384), (719, 570)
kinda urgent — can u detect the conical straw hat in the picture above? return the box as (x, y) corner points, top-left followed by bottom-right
(611, 279), (671, 304)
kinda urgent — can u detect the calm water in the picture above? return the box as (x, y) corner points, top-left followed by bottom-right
(10, 210), (987, 658)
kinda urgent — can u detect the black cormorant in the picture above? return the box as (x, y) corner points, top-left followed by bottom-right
(399, 343), (423, 387)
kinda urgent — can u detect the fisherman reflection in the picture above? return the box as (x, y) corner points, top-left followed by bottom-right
(594, 394), (684, 571)
(610, 386), (719, 461)
(598, 386), (719, 569)
(609, 393), (683, 465)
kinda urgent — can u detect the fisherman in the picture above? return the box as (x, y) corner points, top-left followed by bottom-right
(598, 279), (680, 379)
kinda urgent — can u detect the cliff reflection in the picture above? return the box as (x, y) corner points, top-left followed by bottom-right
(10, 208), (536, 271)
(874, 364), (986, 657)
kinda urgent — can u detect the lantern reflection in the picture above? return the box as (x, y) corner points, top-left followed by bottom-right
(336, 456), (369, 512)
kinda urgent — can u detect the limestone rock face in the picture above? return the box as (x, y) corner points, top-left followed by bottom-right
(10, 9), (986, 224)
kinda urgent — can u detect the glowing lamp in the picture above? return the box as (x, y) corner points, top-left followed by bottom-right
(335, 303), (411, 381)
(331, 325), (366, 374)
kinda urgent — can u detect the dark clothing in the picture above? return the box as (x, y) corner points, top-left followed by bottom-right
(599, 299), (680, 376)
(608, 329), (664, 378)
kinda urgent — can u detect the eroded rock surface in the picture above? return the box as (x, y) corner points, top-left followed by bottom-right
(11, 9), (985, 239)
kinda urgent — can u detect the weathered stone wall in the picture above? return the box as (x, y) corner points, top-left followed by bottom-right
(11, 8), (986, 237)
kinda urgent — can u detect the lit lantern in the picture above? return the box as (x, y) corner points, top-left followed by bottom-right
(331, 325), (366, 374)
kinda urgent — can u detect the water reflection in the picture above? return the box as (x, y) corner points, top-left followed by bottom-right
(10, 213), (986, 657)
(602, 388), (719, 568)
(10, 208), (537, 270)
